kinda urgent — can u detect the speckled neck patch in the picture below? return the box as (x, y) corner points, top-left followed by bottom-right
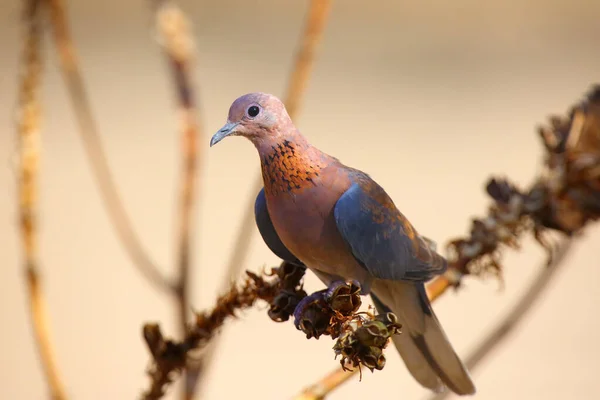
(261, 139), (325, 196)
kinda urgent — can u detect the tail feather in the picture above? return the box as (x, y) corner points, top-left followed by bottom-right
(371, 281), (476, 396)
(372, 293), (444, 392)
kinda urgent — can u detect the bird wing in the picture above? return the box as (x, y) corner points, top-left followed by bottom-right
(254, 187), (302, 265)
(333, 179), (446, 281)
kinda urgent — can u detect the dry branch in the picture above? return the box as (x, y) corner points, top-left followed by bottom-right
(45, 0), (173, 294)
(17, 1), (67, 398)
(142, 263), (298, 399)
(149, 0), (203, 398)
(142, 86), (600, 399)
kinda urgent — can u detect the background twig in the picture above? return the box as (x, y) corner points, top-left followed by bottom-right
(17, 1), (67, 398)
(149, 0), (203, 398)
(45, 0), (173, 294)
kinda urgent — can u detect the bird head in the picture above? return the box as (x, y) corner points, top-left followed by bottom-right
(210, 92), (293, 148)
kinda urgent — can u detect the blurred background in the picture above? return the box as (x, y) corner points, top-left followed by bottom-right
(1, 0), (599, 399)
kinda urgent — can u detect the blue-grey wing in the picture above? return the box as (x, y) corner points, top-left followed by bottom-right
(333, 181), (446, 282)
(255, 188), (302, 265)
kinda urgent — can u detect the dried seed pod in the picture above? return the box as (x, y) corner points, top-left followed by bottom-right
(326, 281), (362, 315)
(333, 311), (401, 372)
(275, 262), (306, 290)
(296, 298), (331, 339)
(268, 288), (307, 322)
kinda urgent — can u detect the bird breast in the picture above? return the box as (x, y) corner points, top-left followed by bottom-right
(262, 158), (361, 278)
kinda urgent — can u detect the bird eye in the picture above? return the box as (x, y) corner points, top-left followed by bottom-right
(247, 105), (260, 118)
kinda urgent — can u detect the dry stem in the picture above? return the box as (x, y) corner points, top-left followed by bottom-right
(17, 1), (67, 398)
(149, 0), (203, 398)
(45, 0), (173, 294)
(142, 267), (286, 399)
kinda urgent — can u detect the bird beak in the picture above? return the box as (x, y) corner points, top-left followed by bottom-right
(210, 122), (240, 147)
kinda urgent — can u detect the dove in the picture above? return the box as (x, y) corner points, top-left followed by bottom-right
(210, 92), (475, 395)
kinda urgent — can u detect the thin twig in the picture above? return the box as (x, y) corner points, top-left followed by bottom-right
(17, 1), (67, 398)
(294, 366), (355, 400)
(142, 265), (291, 400)
(44, 0), (173, 294)
(195, 0), (333, 390)
(425, 239), (573, 400)
(282, 0), (332, 119)
(148, 0), (203, 398)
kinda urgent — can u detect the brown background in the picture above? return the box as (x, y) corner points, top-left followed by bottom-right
(1, 0), (599, 399)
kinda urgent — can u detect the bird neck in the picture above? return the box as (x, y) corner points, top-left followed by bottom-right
(258, 137), (326, 196)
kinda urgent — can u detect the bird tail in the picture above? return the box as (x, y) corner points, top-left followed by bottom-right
(371, 280), (475, 396)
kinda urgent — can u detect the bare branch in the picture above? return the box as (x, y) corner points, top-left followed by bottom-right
(17, 1), (67, 398)
(45, 0), (173, 294)
(142, 263), (300, 400)
(284, 0), (333, 119)
(147, 0), (204, 398)
(295, 367), (356, 400)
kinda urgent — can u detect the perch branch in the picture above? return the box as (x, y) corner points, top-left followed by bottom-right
(17, 1), (67, 398)
(141, 85), (600, 399)
(193, 0), (333, 392)
(142, 264), (294, 400)
(425, 239), (573, 400)
(45, 0), (173, 294)
(148, 0), (203, 398)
